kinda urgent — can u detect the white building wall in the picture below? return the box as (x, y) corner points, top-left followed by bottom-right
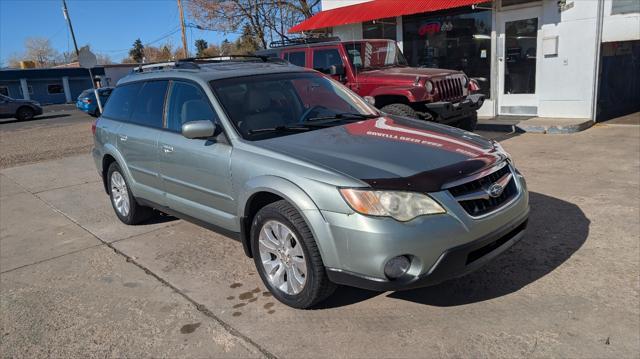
(535, 0), (600, 118)
(321, 0), (370, 11)
(602, 0), (640, 42)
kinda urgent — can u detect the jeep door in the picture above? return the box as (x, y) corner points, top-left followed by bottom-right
(106, 80), (168, 205)
(311, 46), (356, 91)
(158, 80), (235, 230)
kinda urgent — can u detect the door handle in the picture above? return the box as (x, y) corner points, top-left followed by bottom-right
(119, 135), (128, 141)
(162, 145), (174, 153)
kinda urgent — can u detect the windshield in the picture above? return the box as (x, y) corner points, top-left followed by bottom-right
(210, 72), (378, 140)
(345, 41), (408, 71)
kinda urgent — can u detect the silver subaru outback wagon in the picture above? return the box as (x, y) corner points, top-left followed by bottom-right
(92, 57), (529, 309)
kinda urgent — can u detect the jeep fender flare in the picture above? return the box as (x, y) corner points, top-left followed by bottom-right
(368, 86), (428, 103)
(239, 176), (339, 267)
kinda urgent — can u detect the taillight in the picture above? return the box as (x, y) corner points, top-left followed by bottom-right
(92, 118), (98, 136)
(83, 99), (92, 104)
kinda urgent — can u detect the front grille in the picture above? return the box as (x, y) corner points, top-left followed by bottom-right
(434, 77), (464, 102)
(449, 164), (518, 217)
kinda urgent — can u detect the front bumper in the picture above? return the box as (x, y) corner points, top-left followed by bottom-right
(317, 171), (529, 291)
(326, 211), (528, 291)
(424, 93), (484, 124)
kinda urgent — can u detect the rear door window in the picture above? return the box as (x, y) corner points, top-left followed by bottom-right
(312, 48), (342, 74)
(285, 51), (306, 67)
(101, 82), (143, 121)
(129, 81), (169, 128)
(166, 81), (217, 132)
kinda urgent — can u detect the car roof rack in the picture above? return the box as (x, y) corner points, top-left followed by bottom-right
(132, 61), (200, 73)
(131, 55), (288, 73)
(179, 55), (289, 64)
(268, 36), (341, 49)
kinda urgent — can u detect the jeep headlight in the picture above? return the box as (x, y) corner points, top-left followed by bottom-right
(339, 189), (445, 222)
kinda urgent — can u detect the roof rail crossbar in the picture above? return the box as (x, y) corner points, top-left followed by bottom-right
(179, 55), (288, 64)
(132, 61), (199, 73)
(268, 36), (341, 49)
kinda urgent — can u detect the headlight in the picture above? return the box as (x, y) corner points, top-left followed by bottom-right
(339, 189), (445, 222)
(425, 80), (434, 93)
(461, 76), (468, 88)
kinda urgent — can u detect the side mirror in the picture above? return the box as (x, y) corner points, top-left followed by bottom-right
(182, 120), (221, 139)
(329, 64), (345, 76)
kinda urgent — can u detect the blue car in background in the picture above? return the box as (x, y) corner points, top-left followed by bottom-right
(76, 87), (112, 117)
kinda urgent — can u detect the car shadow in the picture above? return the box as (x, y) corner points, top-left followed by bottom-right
(141, 211), (179, 225)
(0, 113), (71, 125)
(321, 191), (589, 308)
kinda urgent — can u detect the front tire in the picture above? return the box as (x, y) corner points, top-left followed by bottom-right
(16, 107), (35, 121)
(380, 103), (418, 119)
(107, 162), (153, 225)
(251, 200), (336, 309)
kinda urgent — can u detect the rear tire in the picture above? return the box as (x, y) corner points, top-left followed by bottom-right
(458, 113), (478, 132)
(16, 107), (35, 121)
(251, 200), (336, 309)
(381, 103), (418, 119)
(107, 162), (153, 225)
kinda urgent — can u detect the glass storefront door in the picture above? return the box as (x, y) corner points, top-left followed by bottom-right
(497, 7), (541, 115)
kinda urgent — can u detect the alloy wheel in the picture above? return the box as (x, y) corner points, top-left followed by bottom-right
(110, 171), (130, 217)
(258, 220), (307, 295)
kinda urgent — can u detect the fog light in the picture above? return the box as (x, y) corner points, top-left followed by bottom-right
(384, 255), (411, 279)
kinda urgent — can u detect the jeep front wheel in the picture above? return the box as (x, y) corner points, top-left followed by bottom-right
(380, 103), (418, 119)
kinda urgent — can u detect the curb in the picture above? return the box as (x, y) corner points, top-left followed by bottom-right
(477, 119), (594, 134)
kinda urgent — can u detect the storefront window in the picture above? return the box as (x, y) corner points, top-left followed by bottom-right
(403, 6), (492, 97)
(363, 17), (397, 40)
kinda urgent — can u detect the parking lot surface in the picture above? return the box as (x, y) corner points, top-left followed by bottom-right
(1, 123), (639, 358)
(0, 107), (94, 169)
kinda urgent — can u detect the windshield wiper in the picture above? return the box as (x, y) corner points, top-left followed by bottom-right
(305, 112), (379, 123)
(247, 125), (313, 135)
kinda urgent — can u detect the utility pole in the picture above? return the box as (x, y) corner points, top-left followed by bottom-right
(177, 0), (189, 58)
(62, 0), (79, 55)
(62, 0), (102, 113)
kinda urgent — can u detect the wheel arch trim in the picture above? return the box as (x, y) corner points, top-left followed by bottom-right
(238, 176), (339, 268)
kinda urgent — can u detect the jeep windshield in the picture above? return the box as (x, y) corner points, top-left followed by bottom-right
(345, 40), (408, 71)
(210, 72), (379, 140)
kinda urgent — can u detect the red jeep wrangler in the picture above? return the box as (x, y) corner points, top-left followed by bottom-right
(256, 38), (484, 131)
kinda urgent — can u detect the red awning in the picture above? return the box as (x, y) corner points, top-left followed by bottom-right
(290, 0), (488, 33)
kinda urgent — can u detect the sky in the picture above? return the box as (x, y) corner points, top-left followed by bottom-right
(0, 0), (239, 67)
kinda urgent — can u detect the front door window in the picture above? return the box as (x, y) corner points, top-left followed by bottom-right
(503, 18), (538, 94)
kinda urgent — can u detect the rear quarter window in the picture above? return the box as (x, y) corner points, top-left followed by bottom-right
(101, 82), (143, 121)
(129, 81), (168, 128)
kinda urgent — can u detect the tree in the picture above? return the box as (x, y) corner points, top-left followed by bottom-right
(220, 39), (233, 55)
(129, 38), (145, 63)
(188, 0), (321, 49)
(195, 39), (208, 57)
(24, 37), (58, 67)
(235, 25), (259, 54)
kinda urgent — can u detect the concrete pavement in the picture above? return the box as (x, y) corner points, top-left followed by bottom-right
(1, 125), (639, 358)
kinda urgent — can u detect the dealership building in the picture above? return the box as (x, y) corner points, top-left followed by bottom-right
(290, 0), (640, 121)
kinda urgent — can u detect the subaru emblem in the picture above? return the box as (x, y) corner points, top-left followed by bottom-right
(487, 183), (504, 198)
